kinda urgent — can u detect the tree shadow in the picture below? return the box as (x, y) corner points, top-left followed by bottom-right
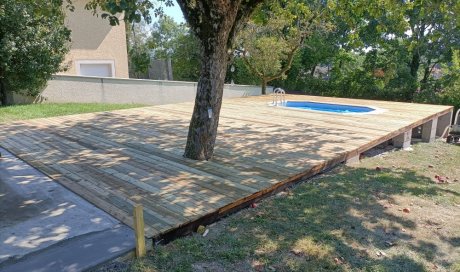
(212, 165), (458, 271)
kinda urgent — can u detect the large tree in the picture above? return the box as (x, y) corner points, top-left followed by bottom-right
(150, 15), (185, 58)
(126, 20), (153, 78)
(149, 15), (201, 81)
(171, 29), (201, 81)
(332, 0), (460, 98)
(0, 0), (70, 105)
(403, 0), (459, 89)
(87, 0), (264, 160)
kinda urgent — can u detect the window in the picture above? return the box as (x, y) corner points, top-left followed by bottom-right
(76, 60), (115, 77)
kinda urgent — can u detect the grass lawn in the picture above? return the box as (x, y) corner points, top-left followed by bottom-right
(107, 141), (460, 272)
(0, 103), (145, 123)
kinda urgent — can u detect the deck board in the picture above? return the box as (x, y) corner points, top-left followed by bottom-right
(0, 95), (452, 238)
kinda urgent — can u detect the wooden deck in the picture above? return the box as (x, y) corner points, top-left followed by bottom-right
(0, 95), (453, 239)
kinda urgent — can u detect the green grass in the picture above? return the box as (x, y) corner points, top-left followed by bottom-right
(109, 141), (460, 272)
(0, 103), (145, 123)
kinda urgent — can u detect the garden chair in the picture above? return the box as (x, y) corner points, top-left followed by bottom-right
(446, 109), (460, 143)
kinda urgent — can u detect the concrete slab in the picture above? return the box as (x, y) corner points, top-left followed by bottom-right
(0, 224), (134, 272)
(0, 147), (134, 270)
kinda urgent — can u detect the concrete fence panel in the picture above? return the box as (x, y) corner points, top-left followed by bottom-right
(9, 75), (272, 105)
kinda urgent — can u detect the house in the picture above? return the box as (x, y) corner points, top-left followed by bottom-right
(59, 0), (129, 78)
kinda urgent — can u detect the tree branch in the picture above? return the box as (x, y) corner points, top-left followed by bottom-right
(241, 53), (264, 78)
(176, 0), (203, 38)
(265, 44), (300, 82)
(227, 0), (264, 48)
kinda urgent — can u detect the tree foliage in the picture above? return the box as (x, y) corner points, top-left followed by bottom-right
(170, 30), (200, 81)
(150, 15), (185, 58)
(126, 15), (201, 81)
(0, 0), (70, 105)
(85, 0), (169, 25)
(126, 20), (153, 78)
(236, 0), (331, 94)
(270, 0), (459, 107)
(150, 15), (201, 81)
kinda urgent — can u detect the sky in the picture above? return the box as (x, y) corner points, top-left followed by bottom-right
(160, 0), (185, 23)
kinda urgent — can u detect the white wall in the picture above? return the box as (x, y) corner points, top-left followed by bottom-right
(17, 75), (271, 105)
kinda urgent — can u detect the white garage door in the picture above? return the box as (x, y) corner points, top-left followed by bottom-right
(77, 60), (115, 77)
(80, 64), (113, 77)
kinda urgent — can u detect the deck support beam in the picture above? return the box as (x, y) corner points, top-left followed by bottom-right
(436, 111), (453, 137)
(421, 118), (438, 143)
(345, 154), (360, 165)
(393, 130), (412, 149)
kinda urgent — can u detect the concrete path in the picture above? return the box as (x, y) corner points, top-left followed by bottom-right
(0, 147), (135, 271)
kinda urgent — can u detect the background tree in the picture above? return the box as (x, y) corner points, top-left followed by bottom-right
(150, 15), (184, 58)
(404, 0), (459, 97)
(237, 0), (331, 94)
(126, 16), (201, 80)
(226, 57), (260, 86)
(126, 20), (153, 78)
(149, 15), (201, 81)
(0, 0), (70, 105)
(171, 30), (200, 81)
(276, 32), (339, 93)
(273, 0), (459, 106)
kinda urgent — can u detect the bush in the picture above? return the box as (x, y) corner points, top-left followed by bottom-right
(0, 0), (70, 105)
(414, 74), (460, 111)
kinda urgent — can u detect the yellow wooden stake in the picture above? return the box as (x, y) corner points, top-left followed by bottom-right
(133, 204), (146, 257)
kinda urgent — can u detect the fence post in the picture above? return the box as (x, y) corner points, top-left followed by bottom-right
(133, 204), (146, 257)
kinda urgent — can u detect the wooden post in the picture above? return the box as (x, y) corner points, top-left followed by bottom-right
(133, 204), (146, 258)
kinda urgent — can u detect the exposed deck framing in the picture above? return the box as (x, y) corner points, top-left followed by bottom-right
(0, 95), (453, 240)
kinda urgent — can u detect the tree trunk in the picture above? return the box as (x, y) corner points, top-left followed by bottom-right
(310, 65), (316, 77)
(0, 79), (7, 106)
(183, 35), (230, 160)
(421, 59), (432, 84)
(261, 79), (267, 95)
(178, 0), (264, 161)
(410, 51), (420, 78)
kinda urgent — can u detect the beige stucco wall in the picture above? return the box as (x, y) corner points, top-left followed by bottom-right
(59, 0), (129, 78)
(24, 75), (272, 105)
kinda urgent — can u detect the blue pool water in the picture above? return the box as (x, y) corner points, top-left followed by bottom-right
(284, 101), (375, 113)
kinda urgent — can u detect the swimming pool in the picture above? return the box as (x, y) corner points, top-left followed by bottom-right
(282, 101), (377, 114)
